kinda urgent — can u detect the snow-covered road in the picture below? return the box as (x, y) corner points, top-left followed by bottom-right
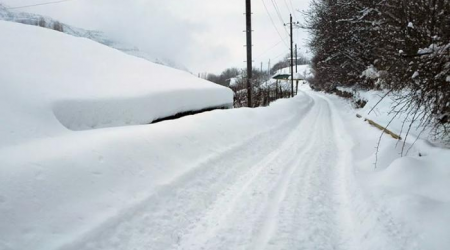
(2, 20), (448, 250)
(61, 92), (417, 250)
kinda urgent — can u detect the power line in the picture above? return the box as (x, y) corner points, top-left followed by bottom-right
(289, 0), (298, 20)
(272, 50), (288, 61)
(6, 0), (77, 10)
(269, 0), (289, 35)
(282, 0), (293, 14)
(260, 0), (289, 48)
(273, 0), (288, 34)
(254, 35), (288, 59)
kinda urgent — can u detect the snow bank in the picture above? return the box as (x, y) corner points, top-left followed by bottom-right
(357, 90), (435, 143)
(326, 91), (450, 250)
(0, 21), (232, 145)
(0, 91), (312, 250)
(334, 87), (441, 144)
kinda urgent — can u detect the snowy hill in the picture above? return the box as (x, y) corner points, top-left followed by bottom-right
(0, 4), (190, 72)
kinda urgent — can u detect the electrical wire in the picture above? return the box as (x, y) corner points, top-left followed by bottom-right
(6, 0), (76, 10)
(261, 0), (289, 48)
(282, 0), (292, 15)
(289, 0), (298, 20)
(254, 35), (289, 59)
(272, 50), (288, 61)
(269, 0), (289, 35)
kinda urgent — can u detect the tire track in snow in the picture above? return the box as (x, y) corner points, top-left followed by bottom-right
(61, 91), (419, 250)
(255, 94), (347, 250)
(251, 97), (328, 250)
(61, 95), (315, 250)
(176, 94), (325, 250)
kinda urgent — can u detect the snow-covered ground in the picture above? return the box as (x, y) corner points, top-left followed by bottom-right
(326, 90), (450, 250)
(1, 19), (449, 250)
(3, 84), (449, 249)
(358, 90), (435, 142)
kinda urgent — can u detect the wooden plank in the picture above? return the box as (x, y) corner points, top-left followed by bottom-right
(356, 114), (402, 140)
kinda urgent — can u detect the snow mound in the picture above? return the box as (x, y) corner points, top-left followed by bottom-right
(0, 4), (190, 72)
(0, 21), (232, 144)
(328, 91), (450, 250)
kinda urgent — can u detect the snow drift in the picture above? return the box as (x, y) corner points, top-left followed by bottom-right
(0, 20), (232, 144)
(0, 4), (190, 72)
(0, 20), (235, 250)
(327, 89), (450, 250)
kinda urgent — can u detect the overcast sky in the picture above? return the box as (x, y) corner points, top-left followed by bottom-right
(3, 0), (312, 74)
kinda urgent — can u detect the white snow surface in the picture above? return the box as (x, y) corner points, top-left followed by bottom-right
(0, 4), (190, 72)
(361, 65), (379, 79)
(0, 21), (232, 145)
(1, 22), (450, 250)
(332, 86), (450, 250)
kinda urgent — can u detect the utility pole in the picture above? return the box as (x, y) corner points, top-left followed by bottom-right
(290, 14), (294, 97)
(261, 62), (263, 72)
(245, 0), (252, 107)
(295, 44), (298, 72)
(295, 43), (298, 95)
(285, 16), (300, 97)
(268, 59), (271, 74)
(284, 15), (299, 97)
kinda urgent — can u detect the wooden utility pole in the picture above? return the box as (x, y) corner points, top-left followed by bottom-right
(289, 14), (294, 97)
(295, 44), (298, 72)
(295, 43), (299, 95)
(284, 15), (299, 97)
(245, 0), (252, 107)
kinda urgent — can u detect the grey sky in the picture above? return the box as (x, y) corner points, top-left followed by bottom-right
(2, 0), (312, 74)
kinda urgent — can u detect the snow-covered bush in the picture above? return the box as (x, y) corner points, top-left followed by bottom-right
(307, 0), (450, 144)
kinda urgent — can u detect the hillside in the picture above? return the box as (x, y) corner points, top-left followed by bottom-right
(0, 3), (190, 72)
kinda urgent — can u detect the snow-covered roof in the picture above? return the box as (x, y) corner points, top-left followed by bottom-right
(0, 20), (233, 145)
(272, 72), (304, 80)
(273, 65), (314, 80)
